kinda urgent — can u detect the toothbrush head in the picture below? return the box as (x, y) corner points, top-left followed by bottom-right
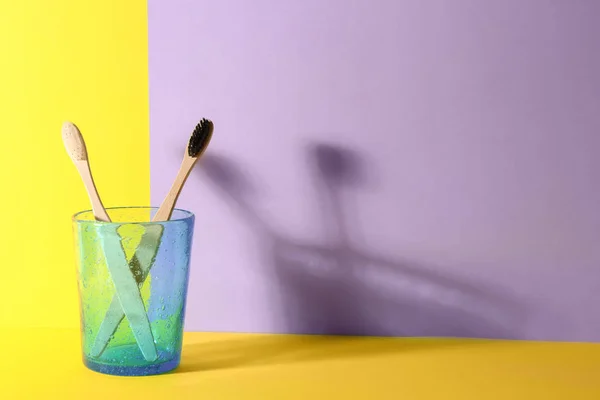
(62, 121), (88, 162)
(188, 118), (214, 158)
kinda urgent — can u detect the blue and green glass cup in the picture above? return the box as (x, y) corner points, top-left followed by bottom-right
(72, 207), (194, 376)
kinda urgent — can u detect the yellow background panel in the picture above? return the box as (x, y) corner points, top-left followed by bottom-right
(0, 0), (149, 328)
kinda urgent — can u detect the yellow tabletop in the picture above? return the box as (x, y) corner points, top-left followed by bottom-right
(2, 328), (600, 399)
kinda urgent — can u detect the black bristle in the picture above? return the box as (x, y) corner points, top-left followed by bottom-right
(188, 118), (213, 157)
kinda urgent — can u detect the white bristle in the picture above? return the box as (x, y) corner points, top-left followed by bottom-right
(62, 121), (88, 162)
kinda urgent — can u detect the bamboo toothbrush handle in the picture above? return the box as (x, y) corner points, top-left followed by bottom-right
(62, 121), (157, 361)
(74, 160), (111, 222)
(153, 156), (196, 222)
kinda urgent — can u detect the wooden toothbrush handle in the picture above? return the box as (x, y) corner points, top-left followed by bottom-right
(153, 156), (196, 222)
(75, 160), (111, 222)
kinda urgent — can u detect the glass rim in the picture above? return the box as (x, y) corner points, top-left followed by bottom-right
(72, 206), (195, 225)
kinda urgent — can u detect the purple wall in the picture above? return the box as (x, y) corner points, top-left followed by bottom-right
(149, 0), (600, 341)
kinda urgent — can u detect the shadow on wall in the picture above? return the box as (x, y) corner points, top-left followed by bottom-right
(196, 143), (528, 339)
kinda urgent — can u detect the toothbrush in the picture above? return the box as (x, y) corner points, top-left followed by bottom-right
(91, 118), (214, 357)
(154, 118), (215, 220)
(61, 122), (110, 222)
(62, 121), (158, 361)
